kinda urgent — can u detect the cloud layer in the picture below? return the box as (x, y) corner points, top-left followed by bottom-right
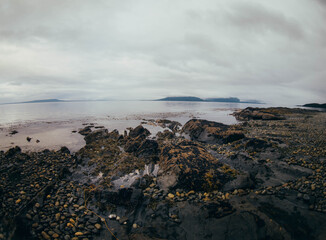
(0, 0), (325, 104)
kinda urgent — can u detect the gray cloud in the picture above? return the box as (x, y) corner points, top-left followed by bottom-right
(225, 3), (305, 40)
(0, 0), (325, 105)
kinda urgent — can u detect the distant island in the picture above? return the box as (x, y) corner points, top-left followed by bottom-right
(157, 96), (204, 102)
(156, 96), (261, 104)
(302, 103), (326, 109)
(5, 99), (65, 105)
(2, 98), (115, 105)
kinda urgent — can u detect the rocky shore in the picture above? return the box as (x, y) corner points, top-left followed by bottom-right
(1, 107), (326, 240)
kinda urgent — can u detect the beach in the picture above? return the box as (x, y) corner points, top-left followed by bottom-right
(0, 106), (325, 239)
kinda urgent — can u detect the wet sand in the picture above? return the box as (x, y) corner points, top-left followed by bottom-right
(0, 110), (237, 152)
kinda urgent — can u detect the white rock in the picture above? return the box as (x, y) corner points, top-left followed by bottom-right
(108, 214), (117, 220)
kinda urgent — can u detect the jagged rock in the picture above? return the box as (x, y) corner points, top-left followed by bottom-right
(129, 125), (150, 138)
(182, 119), (245, 144)
(84, 129), (108, 144)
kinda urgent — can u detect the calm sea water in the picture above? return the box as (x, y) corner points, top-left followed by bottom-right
(0, 101), (271, 126)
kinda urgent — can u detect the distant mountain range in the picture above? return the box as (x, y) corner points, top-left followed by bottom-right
(156, 96), (261, 104)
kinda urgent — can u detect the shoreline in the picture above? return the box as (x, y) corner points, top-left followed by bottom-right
(0, 107), (325, 239)
(0, 110), (238, 153)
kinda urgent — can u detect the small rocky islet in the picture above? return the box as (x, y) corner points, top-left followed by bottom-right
(0, 107), (326, 240)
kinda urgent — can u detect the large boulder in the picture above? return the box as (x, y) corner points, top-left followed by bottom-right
(182, 119), (245, 144)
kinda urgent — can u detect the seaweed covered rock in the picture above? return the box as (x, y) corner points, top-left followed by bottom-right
(137, 139), (159, 159)
(157, 140), (236, 191)
(232, 107), (314, 121)
(156, 130), (175, 141)
(84, 129), (109, 144)
(182, 119), (245, 144)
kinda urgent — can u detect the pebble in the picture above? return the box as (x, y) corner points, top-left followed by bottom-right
(187, 190), (195, 196)
(52, 233), (59, 238)
(132, 223), (139, 229)
(41, 231), (51, 240)
(75, 232), (83, 236)
(108, 214), (117, 219)
(94, 223), (101, 230)
(168, 193), (175, 199)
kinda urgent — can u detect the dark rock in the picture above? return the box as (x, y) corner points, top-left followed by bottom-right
(5, 146), (22, 158)
(124, 135), (146, 153)
(26, 137), (32, 142)
(137, 139), (159, 162)
(9, 130), (18, 135)
(59, 146), (70, 154)
(78, 126), (92, 136)
(223, 173), (254, 191)
(84, 129), (108, 144)
(156, 119), (182, 132)
(182, 119), (245, 144)
(244, 138), (271, 151)
(156, 130), (175, 140)
(95, 188), (142, 207)
(129, 125), (150, 138)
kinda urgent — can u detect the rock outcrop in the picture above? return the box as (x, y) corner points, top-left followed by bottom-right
(182, 119), (245, 144)
(158, 140), (235, 191)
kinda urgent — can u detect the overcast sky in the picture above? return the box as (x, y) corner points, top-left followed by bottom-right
(0, 0), (325, 104)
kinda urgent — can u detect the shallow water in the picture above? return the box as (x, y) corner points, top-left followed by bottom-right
(0, 100), (270, 152)
(0, 100), (266, 126)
